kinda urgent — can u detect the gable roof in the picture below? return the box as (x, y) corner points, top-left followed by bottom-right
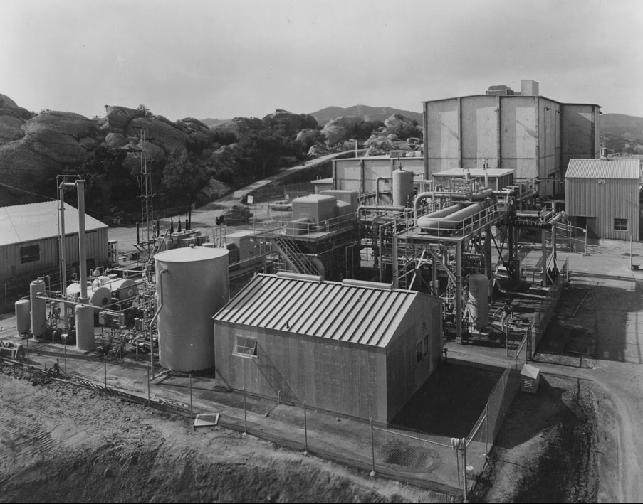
(566, 159), (640, 179)
(214, 273), (421, 348)
(0, 201), (108, 246)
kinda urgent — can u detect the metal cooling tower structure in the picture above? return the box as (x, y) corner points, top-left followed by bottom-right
(155, 246), (229, 372)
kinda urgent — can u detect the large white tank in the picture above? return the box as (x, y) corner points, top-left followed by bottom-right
(30, 278), (47, 337)
(15, 299), (31, 334)
(155, 246), (230, 372)
(468, 273), (489, 329)
(75, 304), (95, 351)
(392, 168), (414, 207)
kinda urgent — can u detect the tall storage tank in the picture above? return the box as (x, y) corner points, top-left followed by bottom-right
(392, 168), (414, 207)
(15, 299), (31, 334)
(75, 304), (95, 351)
(468, 273), (489, 329)
(155, 246), (229, 372)
(30, 278), (47, 338)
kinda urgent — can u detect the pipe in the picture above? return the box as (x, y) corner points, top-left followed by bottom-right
(58, 184), (66, 303)
(356, 204), (405, 221)
(418, 203), (484, 231)
(76, 180), (88, 304)
(149, 268), (168, 379)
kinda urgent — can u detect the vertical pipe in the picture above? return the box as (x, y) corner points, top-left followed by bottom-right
(484, 225), (492, 280)
(497, 96), (502, 168)
(147, 366), (151, 405)
(542, 229), (547, 285)
(392, 219), (398, 289)
(431, 251), (437, 296)
(370, 416), (376, 477)
(76, 180), (88, 304)
(59, 185), (66, 298)
(303, 401), (308, 453)
(457, 97), (463, 168)
(423, 101), (430, 180)
(360, 159), (365, 194)
(455, 241), (462, 343)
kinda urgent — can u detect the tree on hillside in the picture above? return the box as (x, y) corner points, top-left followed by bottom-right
(161, 149), (209, 221)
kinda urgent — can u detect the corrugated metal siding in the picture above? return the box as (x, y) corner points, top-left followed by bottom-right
(214, 325), (389, 422)
(566, 159), (640, 179)
(0, 227), (109, 281)
(565, 178), (639, 240)
(214, 274), (419, 348)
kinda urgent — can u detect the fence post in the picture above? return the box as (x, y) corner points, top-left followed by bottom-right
(462, 438), (468, 503)
(243, 384), (247, 436)
(369, 416), (376, 478)
(303, 401), (308, 454)
(189, 373), (193, 416)
(147, 366), (151, 405)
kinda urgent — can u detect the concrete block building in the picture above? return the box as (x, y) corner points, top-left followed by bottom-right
(213, 273), (442, 424)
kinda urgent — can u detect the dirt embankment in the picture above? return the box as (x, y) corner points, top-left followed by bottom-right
(0, 374), (432, 503)
(470, 374), (599, 503)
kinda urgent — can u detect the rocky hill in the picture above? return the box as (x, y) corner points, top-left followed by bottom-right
(310, 105), (422, 126)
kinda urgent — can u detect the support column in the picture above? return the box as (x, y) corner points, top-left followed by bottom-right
(484, 226), (492, 279)
(541, 228), (548, 286)
(392, 220), (398, 289)
(455, 241), (463, 343)
(432, 248), (438, 296)
(77, 180), (88, 304)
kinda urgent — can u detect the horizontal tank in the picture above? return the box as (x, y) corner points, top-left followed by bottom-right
(15, 299), (30, 334)
(155, 246), (230, 372)
(66, 283), (112, 307)
(418, 203), (483, 231)
(106, 278), (138, 301)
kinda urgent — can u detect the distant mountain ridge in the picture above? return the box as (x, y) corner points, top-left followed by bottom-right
(309, 105), (422, 125)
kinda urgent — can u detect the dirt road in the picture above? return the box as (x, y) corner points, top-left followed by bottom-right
(450, 239), (643, 502)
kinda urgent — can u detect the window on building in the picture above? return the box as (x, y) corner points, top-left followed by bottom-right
(614, 218), (628, 231)
(20, 244), (40, 263)
(233, 335), (257, 358)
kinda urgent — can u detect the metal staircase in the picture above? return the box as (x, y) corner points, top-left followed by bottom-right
(272, 236), (319, 276)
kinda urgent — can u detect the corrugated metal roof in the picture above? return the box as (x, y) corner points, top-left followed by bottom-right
(0, 201), (108, 247)
(213, 274), (419, 348)
(566, 159), (640, 179)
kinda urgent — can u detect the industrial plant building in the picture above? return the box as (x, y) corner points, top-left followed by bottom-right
(565, 158), (642, 241)
(213, 273), (442, 424)
(0, 201), (108, 310)
(423, 80), (601, 196)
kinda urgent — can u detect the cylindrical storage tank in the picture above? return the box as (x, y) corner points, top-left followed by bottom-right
(155, 246), (230, 372)
(107, 278), (138, 301)
(15, 299), (31, 334)
(75, 304), (95, 351)
(392, 169), (414, 207)
(30, 278), (47, 337)
(468, 273), (489, 329)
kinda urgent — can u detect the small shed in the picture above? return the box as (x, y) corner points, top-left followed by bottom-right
(565, 159), (641, 240)
(520, 364), (541, 394)
(213, 273), (442, 424)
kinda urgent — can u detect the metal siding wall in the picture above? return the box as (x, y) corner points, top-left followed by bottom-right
(565, 179), (639, 240)
(500, 96), (538, 180)
(333, 158), (424, 194)
(427, 100), (460, 175)
(334, 159), (362, 192)
(561, 104), (598, 173)
(213, 323), (388, 422)
(538, 98), (559, 179)
(461, 96), (499, 168)
(385, 296), (437, 423)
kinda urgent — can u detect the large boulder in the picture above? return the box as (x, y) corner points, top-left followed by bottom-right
(0, 93), (34, 146)
(105, 105), (146, 132)
(383, 113), (422, 140)
(126, 117), (190, 155)
(321, 116), (363, 145)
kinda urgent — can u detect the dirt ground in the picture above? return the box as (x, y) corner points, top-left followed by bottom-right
(0, 374), (435, 503)
(470, 374), (599, 503)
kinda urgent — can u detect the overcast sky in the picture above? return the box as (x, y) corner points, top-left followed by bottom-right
(2, 0), (642, 120)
